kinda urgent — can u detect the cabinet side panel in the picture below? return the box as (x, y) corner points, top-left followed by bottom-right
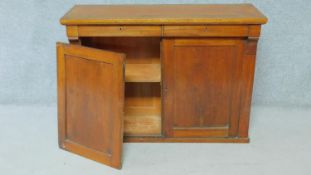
(57, 44), (66, 146)
(238, 39), (258, 138)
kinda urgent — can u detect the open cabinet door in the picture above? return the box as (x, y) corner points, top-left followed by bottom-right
(57, 43), (125, 169)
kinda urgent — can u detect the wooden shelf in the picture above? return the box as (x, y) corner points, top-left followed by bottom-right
(125, 64), (161, 82)
(124, 107), (161, 136)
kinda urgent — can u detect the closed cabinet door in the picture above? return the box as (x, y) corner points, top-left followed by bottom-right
(162, 39), (244, 138)
(57, 43), (125, 169)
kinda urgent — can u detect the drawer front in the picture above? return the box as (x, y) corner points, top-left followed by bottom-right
(77, 26), (162, 37)
(163, 25), (248, 37)
(67, 25), (253, 38)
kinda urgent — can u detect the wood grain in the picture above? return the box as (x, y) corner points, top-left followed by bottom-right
(238, 38), (258, 138)
(163, 25), (248, 37)
(67, 25), (261, 38)
(125, 64), (161, 82)
(78, 26), (161, 37)
(162, 38), (244, 138)
(61, 4), (267, 25)
(57, 43), (124, 169)
(57, 3), (267, 168)
(124, 82), (161, 136)
(124, 107), (161, 136)
(172, 127), (229, 138)
(81, 37), (160, 64)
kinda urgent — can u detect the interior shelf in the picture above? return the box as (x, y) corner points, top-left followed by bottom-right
(125, 64), (161, 82)
(124, 107), (161, 136)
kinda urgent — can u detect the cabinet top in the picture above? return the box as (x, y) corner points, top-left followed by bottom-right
(60, 4), (267, 25)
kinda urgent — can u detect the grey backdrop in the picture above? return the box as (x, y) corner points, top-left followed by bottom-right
(0, 0), (310, 106)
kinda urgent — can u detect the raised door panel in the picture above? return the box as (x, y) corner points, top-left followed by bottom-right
(162, 39), (244, 138)
(57, 43), (125, 169)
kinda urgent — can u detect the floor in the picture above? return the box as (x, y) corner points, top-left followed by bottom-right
(0, 105), (310, 175)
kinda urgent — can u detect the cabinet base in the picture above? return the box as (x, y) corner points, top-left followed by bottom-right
(124, 136), (249, 143)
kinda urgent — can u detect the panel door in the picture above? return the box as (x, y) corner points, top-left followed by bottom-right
(162, 39), (244, 138)
(57, 43), (125, 169)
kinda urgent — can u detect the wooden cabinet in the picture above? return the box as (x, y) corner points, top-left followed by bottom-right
(57, 4), (267, 169)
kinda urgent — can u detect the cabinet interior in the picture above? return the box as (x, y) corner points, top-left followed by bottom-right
(81, 37), (162, 136)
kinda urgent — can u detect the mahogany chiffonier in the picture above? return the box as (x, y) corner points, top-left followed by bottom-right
(57, 4), (267, 169)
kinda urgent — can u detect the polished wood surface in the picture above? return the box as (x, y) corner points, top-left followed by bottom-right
(124, 107), (161, 136)
(81, 37), (160, 64)
(163, 25), (249, 37)
(57, 43), (125, 169)
(162, 39), (244, 137)
(238, 38), (258, 138)
(67, 25), (261, 38)
(124, 83), (161, 136)
(61, 4), (267, 25)
(82, 37), (161, 82)
(58, 3), (267, 169)
(125, 64), (161, 82)
(78, 26), (162, 37)
(81, 37), (162, 136)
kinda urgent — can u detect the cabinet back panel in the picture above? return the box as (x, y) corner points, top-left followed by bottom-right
(81, 37), (161, 83)
(81, 37), (160, 64)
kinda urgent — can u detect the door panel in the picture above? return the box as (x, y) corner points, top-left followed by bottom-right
(162, 39), (244, 138)
(57, 43), (125, 169)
